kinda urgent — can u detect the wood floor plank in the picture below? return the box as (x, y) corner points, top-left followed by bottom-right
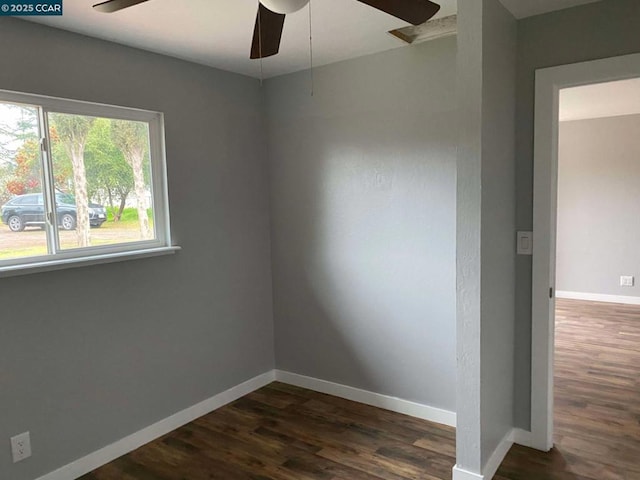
(80, 382), (456, 480)
(412, 436), (456, 458)
(497, 299), (640, 480)
(82, 299), (636, 480)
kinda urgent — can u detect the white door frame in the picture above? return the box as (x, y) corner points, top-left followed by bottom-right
(531, 52), (640, 452)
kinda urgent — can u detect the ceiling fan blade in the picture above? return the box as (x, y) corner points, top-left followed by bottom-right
(93, 0), (151, 13)
(250, 4), (286, 59)
(357, 0), (440, 25)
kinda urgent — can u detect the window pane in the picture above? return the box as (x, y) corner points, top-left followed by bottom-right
(0, 102), (49, 260)
(47, 113), (156, 250)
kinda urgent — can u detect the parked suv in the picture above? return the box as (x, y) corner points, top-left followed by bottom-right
(1, 193), (107, 232)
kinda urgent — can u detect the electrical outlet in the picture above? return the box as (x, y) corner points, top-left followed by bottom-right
(10, 432), (31, 463)
(620, 276), (635, 287)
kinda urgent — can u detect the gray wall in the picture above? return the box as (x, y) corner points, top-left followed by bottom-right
(0, 19), (274, 480)
(479, 0), (517, 468)
(514, 0), (640, 429)
(557, 115), (640, 297)
(455, 0), (483, 471)
(265, 38), (458, 411)
(455, 0), (517, 474)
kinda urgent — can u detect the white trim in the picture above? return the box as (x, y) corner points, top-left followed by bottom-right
(556, 291), (640, 305)
(36, 370), (457, 480)
(510, 428), (534, 448)
(274, 370), (456, 427)
(482, 430), (513, 480)
(531, 53), (640, 452)
(0, 246), (181, 278)
(0, 88), (173, 273)
(0, 88), (163, 121)
(36, 371), (276, 480)
(452, 429), (515, 480)
(452, 466), (484, 480)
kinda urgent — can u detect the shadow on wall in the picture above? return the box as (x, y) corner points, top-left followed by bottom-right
(267, 49), (457, 411)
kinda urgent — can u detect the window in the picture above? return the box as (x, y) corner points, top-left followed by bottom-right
(0, 90), (174, 274)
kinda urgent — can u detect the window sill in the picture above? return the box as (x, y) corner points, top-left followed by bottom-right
(0, 246), (181, 278)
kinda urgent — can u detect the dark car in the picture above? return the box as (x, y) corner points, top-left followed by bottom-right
(1, 192), (107, 232)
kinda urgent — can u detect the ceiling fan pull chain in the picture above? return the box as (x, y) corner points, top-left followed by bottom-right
(258, 2), (264, 85)
(308, 0), (314, 96)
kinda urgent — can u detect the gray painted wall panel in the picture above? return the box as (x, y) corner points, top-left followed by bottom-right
(0, 18), (274, 480)
(479, 0), (517, 467)
(557, 115), (640, 297)
(455, 0), (483, 472)
(265, 39), (458, 411)
(515, 0), (640, 428)
(456, 0), (517, 472)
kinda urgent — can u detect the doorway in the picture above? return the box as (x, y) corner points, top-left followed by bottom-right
(530, 52), (640, 452)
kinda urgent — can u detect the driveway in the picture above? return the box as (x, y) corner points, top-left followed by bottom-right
(0, 222), (146, 260)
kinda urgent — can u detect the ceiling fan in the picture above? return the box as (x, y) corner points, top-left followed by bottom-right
(92, 0), (441, 59)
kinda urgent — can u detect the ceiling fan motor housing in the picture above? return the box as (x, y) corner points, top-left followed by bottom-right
(260, 0), (309, 14)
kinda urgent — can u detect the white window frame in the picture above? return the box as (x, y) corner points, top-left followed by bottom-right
(0, 89), (178, 277)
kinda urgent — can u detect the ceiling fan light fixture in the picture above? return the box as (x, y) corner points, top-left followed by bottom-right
(260, 0), (309, 15)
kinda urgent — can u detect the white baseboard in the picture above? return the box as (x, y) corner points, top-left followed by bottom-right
(510, 428), (534, 448)
(36, 369), (457, 480)
(36, 370), (276, 480)
(482, 429), (514, 479)
(452, 428), (515, 480)
(274, 370), (456, 427)
(556, 290), (640, 305)
(452, 465), (483, 480)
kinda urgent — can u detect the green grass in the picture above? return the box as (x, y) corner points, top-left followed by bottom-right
(106, 207), (153, 224)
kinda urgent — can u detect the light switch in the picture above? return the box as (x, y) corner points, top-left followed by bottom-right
(517, 231), (533, 255)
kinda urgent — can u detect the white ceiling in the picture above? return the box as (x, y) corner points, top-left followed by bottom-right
(27, 0), (601, 79)
(28, 0), (456, 79)
(560, 78), (640, 122)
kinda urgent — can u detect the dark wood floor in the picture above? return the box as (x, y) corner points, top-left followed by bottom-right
(82, 299), (639, 480)
(496, 299), (640, 480)
(81, 382), (456, 480)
